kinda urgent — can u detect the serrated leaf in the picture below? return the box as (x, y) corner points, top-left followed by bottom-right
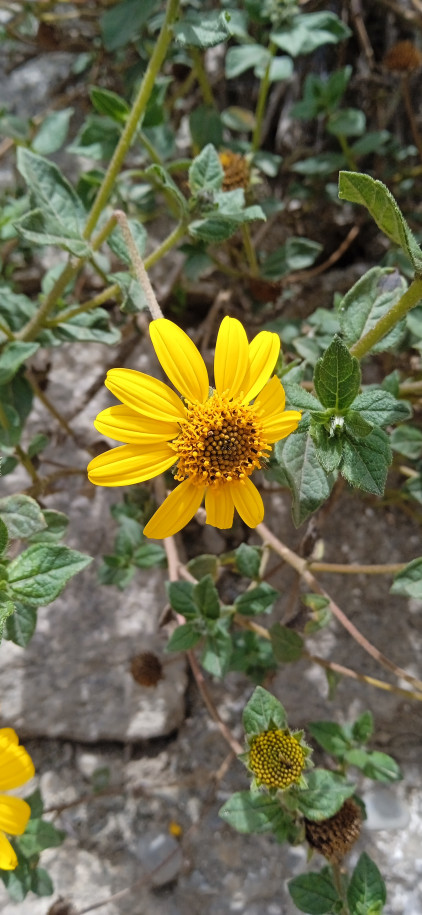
(32, 108), (73, 155)
(338, 267), (407, 352)
(145, 164), (187, 215)
(201, 623), (232, 676)
(30, 867), (54, 897)
(260, 237), (322, 280)
(17, 818), (65, 857)
(100, 0), (157, 51)
(29, 510), (69, 544)
(0, 495), (46, 540)
(352, 710), (374, 743)
(296, 769), (355, 820)
(235, 543), (261, 579)
(283, 382), (324, 413)
(7, 544), (92, 607)
(174, 10), (231, 48)
(288, 871), (340, 915)
(311, 423), (344, 473)
(0, 597), (15, 642)
(15, 208), (91, 257)
(307, 721), (350, 757)
(4, 601), (37, 647)
(347, 853), (386, 915)
(90, 86), (130, 122)
(0, 342), (39, 386)
(186, 553), (219, 582)
(270, 622), (304, 662)
(352, 389), (412, 426)
(133, 542), (166, 569)
(194, 574), (220, 619)
(235, 584), (279, 616)
(314, 336), (361, 411)
(274, 431), (335, 526)
(271, 11), (351, 56)
(167, 580), (197, 618)
(342, 426), (391, 495)
(391, 557), (422, 598)
(345, 749), (401, 782)
(339, 172), (422, 271)
(243, 686), (287, 736)
(225, 44), (270, 78)
(390, 425), (422, 459)
(344, 411), (373, 439)
(219, 790), (292, 840)
(166, 622), (202, 651)
(189, 144), (223, 192)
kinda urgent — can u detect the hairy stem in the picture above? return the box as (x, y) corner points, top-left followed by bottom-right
(350, 276), (422, 359)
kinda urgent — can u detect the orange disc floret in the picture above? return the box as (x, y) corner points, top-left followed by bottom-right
(249, 729), (305, 789)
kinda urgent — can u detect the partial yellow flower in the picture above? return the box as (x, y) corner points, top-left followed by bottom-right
(88, 316), (301, 538)
(0, 728), (35, 870)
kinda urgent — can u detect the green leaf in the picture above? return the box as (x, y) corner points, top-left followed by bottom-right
(311, 424), (344, 473)
(221, 106), (256, 133)
(235, 543), (261, 579)
(67, 115), (120, 161)
(347, 853), (386, 915)
(292, 152), (346, 177)
(343, 411), (373, 440)
(0, 494), (46, 540)
(338, 267), (407, 352)
(0, 518), (8, 556)
(108, 218), (147, 265)
(90, 86), (130, 122)
(26, 789), (44, 818)
(274, 430), (336, 526)
(7, 544), (92, 607)
(271, 11), (351, 56)
(0, 596), (15, 642)
(166, 622), (202, 651)
(283, 382), (324, 413)
(189, 144), (223, 192)
(235, 584), (279, 616)
(0, 342), (39, 386)
(32, 108), (73, 155)
(260, 237), (323, 280)
(145, 164), (188, 216)
(29, 510), (69, 544)
(16, 149), (90, 257)
(5, 601), (37, 647)
(342, 427), (391, 495)
(100, 0), (158, 50)
(327, 108), (365, 138)
(17, 818), (65, 857)
(47, 307), (120, 346)
(352, 710), (374, 743)
(1, 862), (31, 901)
(0, 373), (33, 449)
(189, 105), (223, 149)
(288, 870), (340, 915)
(167, 580), (197, 618)
(30, 867), (54, 897)
(261, 56), (293, 82)
(133, 542), (166, 568)
(338, 172), (422, 271)
(174, 10), (231, 48)
(345, 749), (401, 782)
(390, 425), (422, 459)
(391, 557), (422, 598)
(314, 336), (361, 411)
(201, 623), (232, 676)
(352, 389), (412, 426)
(194, 574), (220, 619)
(307, 721), (350, 757)
(27, 433), (49, 460)
(296, 769), (355, 820)
(270, 622), (304, 662)
(219, 790), (293, 840)
(243, 686), (287, 736)
(186, 553), (219, 582)
(225, 44), (270, 78)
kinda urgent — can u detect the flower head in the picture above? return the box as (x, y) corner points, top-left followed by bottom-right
(88, 316), (301, 539)
(219, 150), (251, 191)
(383, 40), (422, 72)
(0, 728), (35, 870)
(247, 728), (306, 790)
(305, 798), (362, 863)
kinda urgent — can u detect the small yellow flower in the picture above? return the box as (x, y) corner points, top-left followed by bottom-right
(88, 316), (301, 539)
(0, 728), (35, 870)
(248, 729), (305, 790)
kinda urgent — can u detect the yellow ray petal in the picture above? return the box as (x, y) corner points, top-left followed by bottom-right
(143, 480), (205, 539)
(150, 319), (209, 403)
(242, 331), (280, 403)
(88, 444), (176, 487)
(205, 486), (234, 529)
(0, 742), (35, 791)
(0, 832), (18, 870)
(253, 375), (286, 416)
(0, 729), (19, 747)
(105, 369), (186, 422)
(261, 410), (302, 443)
(94, 406), (179, 445)
(214, 316), (249, 398)
(0, 796), (31, 836)
(230, 478), (264, 527)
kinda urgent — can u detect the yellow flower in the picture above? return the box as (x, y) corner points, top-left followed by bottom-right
(88, 316), (301, 538)
(248, 729), (305, 790)
(0, 728), (35, 870)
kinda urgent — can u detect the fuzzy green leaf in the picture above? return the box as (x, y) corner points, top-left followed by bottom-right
(0, 495), (46, 540)
(194, 574), (220, 619)
(235, 584), (279, 616)
(283, 382), (324, 413)
(345, 749), (401, 782)
(243, 686), (287, 736)
(167, 580), (197, 618)
(390, 557), (422, 598)
(270, 622), (304, 662)
(352, 711), (374, 743)
(0, 518), (8, 557)
(174, 10), (231, 48)
(189, 144), (223, 192)
(0, 342), (39, 386)
(390, 425), (422, 460)
(288, 870), (340, 915)
(296, 769), (355, 820)
(219, 790), (292, 840)
(338, 267), (407, 352)
(225, 44), (270, 78)
(235, 543), (261, 579)
(339, 172), (422, 271)
(308, 721), (351, 757)
(32, 108), (73, 155)
(17, 819), (65, 857)
(4, 601), (37, 647)
(166, 622), (202, 651)
(352, 389), (412, 426)
(347, 853), (386, 915)
(274, 430), (336, 526)
(342, 426), (391, 495)
(314, 336), (361, 411)
(311, 424), (344, 473)
(201, 623), (232, 676)
(100, 0), (157, 51)
(7, 544), (92, 606)
(271, 12), (351, 56)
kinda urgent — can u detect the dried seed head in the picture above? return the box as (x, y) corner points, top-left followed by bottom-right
(47, 900), (77, 915)
(383, 41), (422, 72)
(219, 150), (250, 191)
(130, 651), (163, 687)
(305, 798), (362, 863)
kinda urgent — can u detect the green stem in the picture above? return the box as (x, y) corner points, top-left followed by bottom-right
(138, 129), (163, 165)
(252, 40), (276, 152)
(190, 47), (216, 108)
(46, 284), (121, 326)
(91, 214), (118, 252)
(15, 445), (39, 484)
(144, 221), (187, 269)
(16, 260), (76, 342)
(350, 276), (422, 359)
(83, 0), (180, 239)
(337, 134), (357, 171)
(241, 223), (259, 276)
(0, 319), (14, 341)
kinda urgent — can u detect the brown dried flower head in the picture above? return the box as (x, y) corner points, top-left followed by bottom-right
(130, 651), (163, 687)
(383, 41), (422, 73)
(219, 150), (250, 191)
(305, 797), (362, 864)
(47, 900), (77, 915)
